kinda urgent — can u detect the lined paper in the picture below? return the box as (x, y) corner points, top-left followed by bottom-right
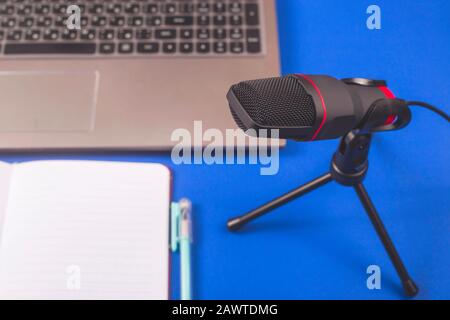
(0, 161), (170, 300)
(0, 162), (12, 245)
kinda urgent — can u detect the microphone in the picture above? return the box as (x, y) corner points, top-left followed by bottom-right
(227, 75), (412, 141)
(225, 74), (449, 298)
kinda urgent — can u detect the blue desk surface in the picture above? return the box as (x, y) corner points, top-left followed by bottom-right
(1, 0), (448, 299)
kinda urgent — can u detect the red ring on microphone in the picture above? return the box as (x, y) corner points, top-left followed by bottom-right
(297, 74), (328, 141)
(378, 86), (397, 125)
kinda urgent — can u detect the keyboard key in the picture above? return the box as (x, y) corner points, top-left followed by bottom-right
(197, 42), (210, 54)
(197, 15), (210, 26)
(155, 29), (176, 40)
(197, 3), (210, 14)
(179, 3), (194, 14)
(128, 16), (144, 27)
(229, 3), (243, 14)
(81, 16), (89, 27)
(213, 15), (226, 26)
(165, 16), (194, 26)
(147, 16), (162, 27)
(124, 4), (140, 15)
(99, 43), (115, 54)
(52, 4), (67, 15)
(143, 4), (158, 14)
(180, 42), (194, 54)
(36, 16), (52, 28)
(61, 29), (78, 41)
(25, 29), (41, 41)
(197, 29), (210, 40)
(7, 30), (22, 41)
(107, 4), (122, 15)
(2, 17), (16, 28)
(91, 16), (107, 27)
(54, 16), (66, 28)
(246, 29), (261, 53)
(43, 29), (59, 41)
(89, 4), (104, 15)
(230, 28), (243, 40)
(180, 29), (194, 39)
(118, 29), (133, 40)
(162, 4), (177, 14)
(119, 42), (134, 54)
(80, 29), (96, 41)
(137, 42), (159, 54)
(245, 3), (260, 25)
(136, 29), (152, 40)
(214, 42), (227, 54)
(213, 2), (226, 13)
(213, 28), (227, 40)
(4, 43), (96, 55)
(77, 4), (86, 15)
(230, 15), (243, 26)
(19, 4), (33, 15)
(109, 16), (125, 27)
(35, 4), (50, 15)
(231, 42), (244, 54)
(0, 5), (14, 15)
(20, 5), (33, 15)
(99, 29), (115, 41)
(18, 17), (34, 28)
(163, 42), (176, 54)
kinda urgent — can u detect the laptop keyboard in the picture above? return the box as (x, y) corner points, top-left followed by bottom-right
(0, 0), (264, 57)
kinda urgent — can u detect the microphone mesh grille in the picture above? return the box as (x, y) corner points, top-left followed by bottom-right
(230, 108), (247, 131)
(231, 76), (316, 128)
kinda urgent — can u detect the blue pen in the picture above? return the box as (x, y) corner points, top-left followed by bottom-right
(171, 199), (193, 300)
(179, 198), (192, 300)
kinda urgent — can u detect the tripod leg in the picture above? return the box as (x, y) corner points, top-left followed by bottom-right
(354, 183), (419, 297)
(227, 173), (333, 231)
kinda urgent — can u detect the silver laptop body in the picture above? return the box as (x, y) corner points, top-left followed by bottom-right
(0, 0), (280, 150)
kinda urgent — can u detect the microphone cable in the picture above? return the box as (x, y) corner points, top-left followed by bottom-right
(405, 101), (450, 123)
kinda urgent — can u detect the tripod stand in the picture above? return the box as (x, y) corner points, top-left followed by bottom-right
(227, 130), (419, 297)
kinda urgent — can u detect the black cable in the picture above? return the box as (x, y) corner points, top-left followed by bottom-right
(406, 101), (450, 123)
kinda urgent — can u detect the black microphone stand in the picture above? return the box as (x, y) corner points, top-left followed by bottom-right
(227, 130), (419, 297)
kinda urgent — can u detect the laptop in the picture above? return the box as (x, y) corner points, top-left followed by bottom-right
(0, 0), (280, 150)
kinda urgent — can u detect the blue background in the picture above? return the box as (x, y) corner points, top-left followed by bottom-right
(1, 0), (449, 299)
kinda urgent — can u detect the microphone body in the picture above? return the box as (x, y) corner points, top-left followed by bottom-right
(227, 75), (411, 141)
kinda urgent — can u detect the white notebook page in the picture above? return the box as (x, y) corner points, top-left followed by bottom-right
(0, 160), (170, 300)
(0, 162), (12, 245)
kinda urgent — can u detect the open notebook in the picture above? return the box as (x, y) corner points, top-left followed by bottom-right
(0, 160), (171, 300)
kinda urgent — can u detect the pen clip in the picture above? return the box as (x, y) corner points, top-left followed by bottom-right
(179, 198), (192, 242)
(170, 202), (181, 252)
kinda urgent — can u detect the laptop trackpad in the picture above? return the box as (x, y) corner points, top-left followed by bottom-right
(0, 71), (98, 132)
